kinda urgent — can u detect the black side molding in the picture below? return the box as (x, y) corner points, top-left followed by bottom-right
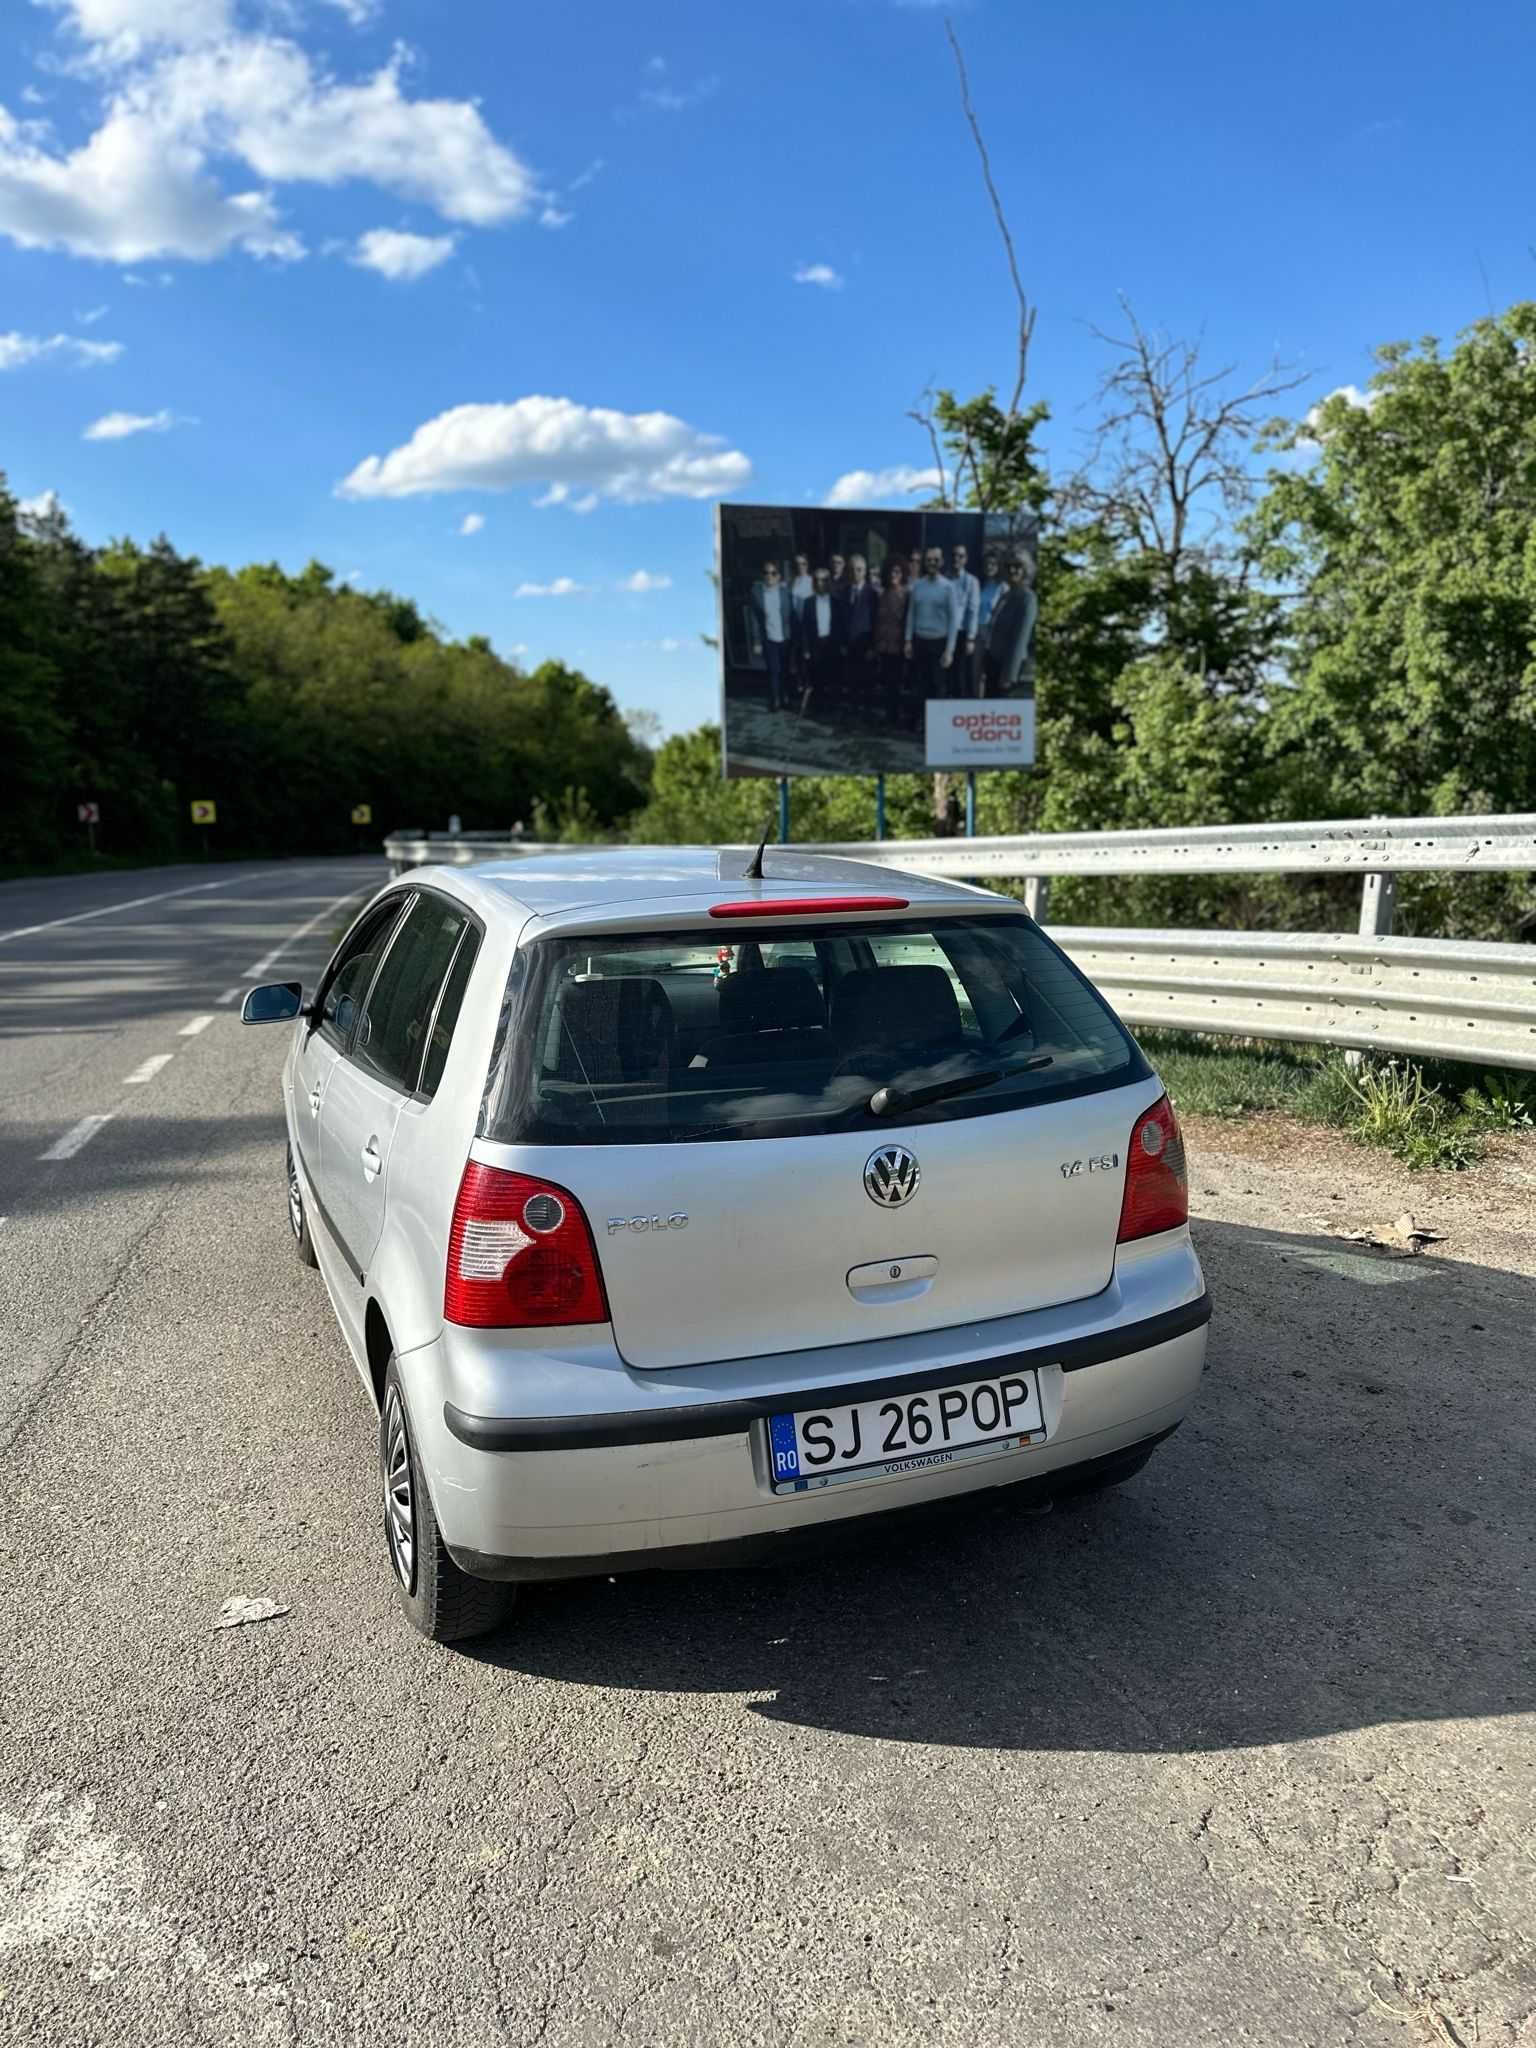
(443, 1294), (1212, 1455)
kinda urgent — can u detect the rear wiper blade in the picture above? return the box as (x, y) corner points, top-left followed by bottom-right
(869, 1053), (1054, 1119)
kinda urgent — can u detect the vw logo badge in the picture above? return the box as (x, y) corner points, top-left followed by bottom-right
(864, 1144), (920, 1208)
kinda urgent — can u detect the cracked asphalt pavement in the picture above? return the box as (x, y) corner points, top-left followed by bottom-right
(1, 860), (1532, 2047)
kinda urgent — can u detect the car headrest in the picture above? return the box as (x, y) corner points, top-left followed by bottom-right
(551, 977), (675, 1084)
(832, 965), (964, 1049)
(718, 965), (826, 1035)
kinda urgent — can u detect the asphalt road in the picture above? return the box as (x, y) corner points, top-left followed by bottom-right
(1, 861), (1532, 2048)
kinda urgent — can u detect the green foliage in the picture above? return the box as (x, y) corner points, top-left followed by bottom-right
(630, 726), (939, 846)
(1143, 1031), (1515, 1172)
(1252, 302), (1536, 942)
(0, 509), (651, 864)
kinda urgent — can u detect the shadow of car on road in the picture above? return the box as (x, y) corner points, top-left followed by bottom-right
(469, 1217), (1535, 1755)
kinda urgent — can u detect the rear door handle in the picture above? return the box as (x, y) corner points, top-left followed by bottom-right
(361, 1139), (382, 1177)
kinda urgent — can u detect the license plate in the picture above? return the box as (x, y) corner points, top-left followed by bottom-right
(765, 1368), (1046, 1494)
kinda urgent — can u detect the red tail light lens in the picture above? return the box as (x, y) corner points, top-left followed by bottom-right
(445, 1163), (609, 1328)
(1117, 1094), (1188, 1243)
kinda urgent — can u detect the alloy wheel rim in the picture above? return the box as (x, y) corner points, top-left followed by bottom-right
(382, 1389), (416, 1593)
(287, 1153), (304, 1240)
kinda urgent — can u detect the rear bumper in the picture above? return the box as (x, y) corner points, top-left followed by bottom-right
(396, 1232), (1210, 1579)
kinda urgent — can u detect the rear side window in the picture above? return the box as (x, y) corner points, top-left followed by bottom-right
(353, 896), (475, 1094)
(420, 926), (481, 1098)
(319, 899), (407, 1049)
(482, 913), (1146, 1146)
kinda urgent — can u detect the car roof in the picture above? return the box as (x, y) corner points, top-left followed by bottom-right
(404, 846), (1000, 935)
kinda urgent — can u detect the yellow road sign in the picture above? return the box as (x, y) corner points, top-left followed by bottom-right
(190, 799), (217, 825)
(351, 804), (373, 826)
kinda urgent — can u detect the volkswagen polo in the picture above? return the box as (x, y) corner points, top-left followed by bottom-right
(243, 848), (1210, 1643)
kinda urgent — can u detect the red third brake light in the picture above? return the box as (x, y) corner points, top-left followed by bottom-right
(445, 1163), (608, 1328)
(1117, 1094), (1189, 1243)
(709, 895), (908, 919)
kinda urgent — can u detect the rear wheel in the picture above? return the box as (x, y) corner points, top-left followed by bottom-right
(381, 1359), (516, 1644)
(286, 1141), (318, 1268)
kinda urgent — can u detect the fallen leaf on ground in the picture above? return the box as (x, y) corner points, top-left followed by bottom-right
(213, 1595), (290, 1630)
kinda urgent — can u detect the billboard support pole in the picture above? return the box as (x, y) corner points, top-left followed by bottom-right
(874, 775), (886, 841)
(778, 776), (790, 844)
(965, 771), (977, 838)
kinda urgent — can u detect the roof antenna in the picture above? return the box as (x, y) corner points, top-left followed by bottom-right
(742, 817), (772, 881)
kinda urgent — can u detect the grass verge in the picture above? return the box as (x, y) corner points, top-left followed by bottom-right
(1138, 1030), (1536, 1172)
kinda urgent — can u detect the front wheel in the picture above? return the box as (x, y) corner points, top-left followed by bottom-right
(380, 1360), (516, 1644)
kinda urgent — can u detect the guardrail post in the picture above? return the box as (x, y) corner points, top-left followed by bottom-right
(1358, 871), (1396, 937)
(1023, 876), (1050, 923)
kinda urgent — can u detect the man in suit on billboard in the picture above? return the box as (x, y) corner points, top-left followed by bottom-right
(795, 566), (841, 714)
(749, 560), (795, 712)
(948, 543), (981, 695)
(835, 554), (879, 718)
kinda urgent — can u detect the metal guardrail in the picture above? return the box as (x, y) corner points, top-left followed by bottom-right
(1051, 928), (1536, 1073)
(382, 814), (1535, 1071)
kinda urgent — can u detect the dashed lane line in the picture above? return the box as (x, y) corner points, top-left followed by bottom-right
(243, 886), (367, 979)
(179, 1015), (216, 1037)
(216, 987), (240, 1005)
(124, 1054), (174, 1085)
(39, 1115), (116, 1162)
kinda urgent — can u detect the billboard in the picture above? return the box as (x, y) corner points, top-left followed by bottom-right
(717, 502), (1038, 779)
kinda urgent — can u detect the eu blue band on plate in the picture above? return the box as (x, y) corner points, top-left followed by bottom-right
(767, 1413), (800, 1483)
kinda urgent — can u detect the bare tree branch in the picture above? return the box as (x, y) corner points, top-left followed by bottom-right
(946, 17), (1035, 415)
(906, 387), (952, 506)
(1072, 297), (1308, 582)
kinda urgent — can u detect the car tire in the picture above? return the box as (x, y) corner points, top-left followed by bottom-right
(286, 1141), (318, 1269)
(380, 1359), (516, 1645)
(1055, 1444), (1157, 1504)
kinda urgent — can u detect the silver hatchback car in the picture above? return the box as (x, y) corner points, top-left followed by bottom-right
(244, 849), (1210, 1642)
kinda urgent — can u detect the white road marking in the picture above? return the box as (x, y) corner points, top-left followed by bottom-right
(244, 886), (367, 979)
(40, 1114), (115, 1162)
(0, 874), (251, 946)
(178, 1014), (215, 1037)
(123, 1054), (173, 1085)
(216, 986), (240, 1005)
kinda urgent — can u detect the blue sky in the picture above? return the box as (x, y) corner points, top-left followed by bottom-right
(2, 0), (1533, 736)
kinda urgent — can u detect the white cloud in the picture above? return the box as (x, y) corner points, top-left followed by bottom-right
(539, 204), (571, 230)
(658, 637), (680, 653)
(638, 74), (719, 113)
(351, 226), (455, 279)
(514, 576), (586, 598)
(458, 511), (484, 536)
(0, 329), (122, 369)
(0, 26), (535, 265)
(151, 41), (536, 225)
(793, 261), (842, 290)
(83, 406), (181, 438)
(39, 0), (234, 55)
(319, 0), (380, 24)
(619, 569), (671, 592)
(0, 101), (302, 263)
(17, 487), (66, 520)
(337, 395), (752, 505)
(824, 463), (942, 508)
(644, 55), (667, 75)
(21, 86), (50, 107)
(77, 303), (110, 322)
(568, 157), (603, 192)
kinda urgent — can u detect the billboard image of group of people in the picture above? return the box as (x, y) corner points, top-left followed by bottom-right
(717, 503), (1039, 778)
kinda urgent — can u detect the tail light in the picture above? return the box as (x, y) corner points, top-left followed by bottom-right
(445, 1163), (608, 1328)
(1117, 1094), (1188, 1243)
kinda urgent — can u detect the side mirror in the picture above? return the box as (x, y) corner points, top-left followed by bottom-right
(241, 981), (306, 1025)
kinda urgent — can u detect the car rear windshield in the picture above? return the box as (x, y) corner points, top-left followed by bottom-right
(480, 912), (1148, 1146)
